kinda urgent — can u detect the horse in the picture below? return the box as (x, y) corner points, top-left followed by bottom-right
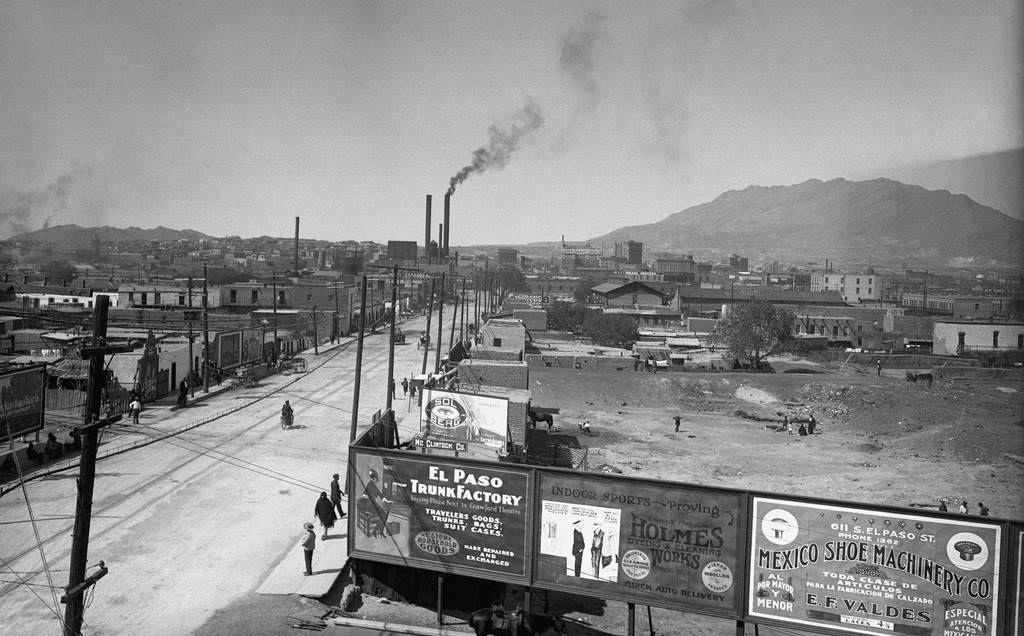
(905, 371), (933, 386)
(528, 410), (554, 431)
(468, 606), (567, 636)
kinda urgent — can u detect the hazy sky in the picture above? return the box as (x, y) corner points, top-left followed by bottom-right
(1, 1), (1020, 245)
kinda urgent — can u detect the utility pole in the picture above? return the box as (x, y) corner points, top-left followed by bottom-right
(187, 275), (194, 398)
(311, 306), (319, 355)
(333, 281), (340, 343)
(434, 274), (445, 374)
(386, 264), (398, 410)
(202, 265), (210, 393)
(421, 277), (436, 375)
(349, 276), (367, 443)
(448, 277), (458, 353)
(63, 296), (126, 636)
(272, 272), (279, 363)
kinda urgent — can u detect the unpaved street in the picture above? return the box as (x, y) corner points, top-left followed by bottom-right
(0, 314), (443, 636)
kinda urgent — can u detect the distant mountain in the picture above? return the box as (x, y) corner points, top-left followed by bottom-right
(590, 178), (1023, 268)
(861, 149), (1023, 219)
(7, 224), (214, 247)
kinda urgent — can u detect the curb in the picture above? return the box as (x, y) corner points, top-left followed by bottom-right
(330, 616), (470, 636)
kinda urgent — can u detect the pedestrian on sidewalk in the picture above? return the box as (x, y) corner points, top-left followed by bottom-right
(129, 396), (142, 425)
(958, 499), (969, 514)
(401, 377), (409, 396)
(330, 474), (347, 519)
(177, 378), (189, 407)
(300, 522), (316, 575)
(314, 491), (338, 540)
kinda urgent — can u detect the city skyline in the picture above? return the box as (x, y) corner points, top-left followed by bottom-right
(1, 1), (1020, 244)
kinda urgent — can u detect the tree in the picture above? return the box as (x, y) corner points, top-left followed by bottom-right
(41, 259), (77, 285)
(492, 265), (528, 307)
(582, 312), (638, 349)
(546, 301), (587, 333)
(714, 300), (795, 367)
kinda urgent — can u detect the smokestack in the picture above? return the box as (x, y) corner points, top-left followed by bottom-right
(443, 193), (451, 257)
(424, 195), (432, 264)
(294, 217), (300, 275)
(438, 223), (444, 261)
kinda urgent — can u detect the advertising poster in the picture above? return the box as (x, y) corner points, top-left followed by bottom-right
(419, 389), (508, 453)
(217, 331), (242, 369)
(748, 497), (1002, 636)
(0, 365), (45, 442)
(348, 450), (531, 584)
(533, 471), (745, 617)
(241, 329), (263, 364)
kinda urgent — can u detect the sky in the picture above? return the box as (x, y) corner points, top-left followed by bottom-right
(1, 1), (1020, 245)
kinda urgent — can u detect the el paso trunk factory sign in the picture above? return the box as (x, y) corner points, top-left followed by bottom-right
(748, 497), (1002, 636)
(533, 472), (745, 616)
(349, 451), (531, 584)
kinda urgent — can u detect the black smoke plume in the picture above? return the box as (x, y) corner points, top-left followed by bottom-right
(0, 166), (92, 238)
(447, 98), (544, 196)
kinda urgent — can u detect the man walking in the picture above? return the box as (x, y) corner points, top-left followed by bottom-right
(129, 396), (142, 425)
(401, 377), (409, 396)
(300, 522), (316, 576)
(330, 473), (346, 519)
(673, 415), (681, 432)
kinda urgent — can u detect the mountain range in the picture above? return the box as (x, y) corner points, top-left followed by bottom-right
(589, 177), (1023, 269)
(7, 225), (213, 246)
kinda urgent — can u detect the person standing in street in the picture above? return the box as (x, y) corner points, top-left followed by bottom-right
(876, 359), (882, 377)
(673, 415), (681, 432)
(314, 491), (338, 540)
(330, 474), (346, 519)
(300, 522), (316, 576)
(178, 377), (189, 406)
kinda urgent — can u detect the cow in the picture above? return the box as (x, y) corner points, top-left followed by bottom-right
(468, 606), (568, 636)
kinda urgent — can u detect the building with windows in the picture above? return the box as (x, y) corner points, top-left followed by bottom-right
(614, 241), (643, 265)
(810, 271), (883, 303)
(932, 320), (1024, 356)
(496, 248), (519, 266)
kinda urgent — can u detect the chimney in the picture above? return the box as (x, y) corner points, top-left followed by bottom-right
(438, 223), (444, 260)
(443, 193), (451, 257)
(424, 194), (432, 264)
(294, 216), (300, 275)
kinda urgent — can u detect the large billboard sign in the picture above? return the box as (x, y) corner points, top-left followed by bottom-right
(1012, 525), (1024, 636)
(532, 471), (746, 617)
(217, 331), (242, 369)
(241, 329), (263, 364)
(419, 389), (508, 454)
(0, 365), (46, 443)
(348, 449), (532, 584)
(748, 496), (1003, 635)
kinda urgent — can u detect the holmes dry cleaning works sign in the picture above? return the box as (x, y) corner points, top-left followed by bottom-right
(532, 471), (745, 617)
(748, 496), (1002, 636)
(349, 450), (531, 584)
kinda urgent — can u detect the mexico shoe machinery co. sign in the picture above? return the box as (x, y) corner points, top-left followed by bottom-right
(348, 447), (1020, 634)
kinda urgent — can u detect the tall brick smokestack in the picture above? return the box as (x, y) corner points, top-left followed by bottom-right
(438, 223), (444, 260)
(424, 195), (432, 264)
(294, 216), (300, 274)
(443, 193), (451, 257)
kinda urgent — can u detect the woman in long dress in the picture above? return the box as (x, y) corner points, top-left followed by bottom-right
(314, 492), (337, 540)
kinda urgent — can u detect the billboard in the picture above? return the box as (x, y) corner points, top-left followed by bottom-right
(217, 331), (242, 369)
(1013, 525), (1024, 636)
(241, 329), (263, 364)
(0, 365), (46, 443)
(348, 449), (532, 584)
(748, 496), (1002, 636)
(419, 389), (508, 454)
(533, 471), (746, 617)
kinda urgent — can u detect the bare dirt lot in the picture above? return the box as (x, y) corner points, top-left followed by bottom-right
(308, 355), (1024, 635)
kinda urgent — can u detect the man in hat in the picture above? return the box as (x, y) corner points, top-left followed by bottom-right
(330, 473), (346, 519)
(300, 522), (316, 576)
(571, 520), (585, 577)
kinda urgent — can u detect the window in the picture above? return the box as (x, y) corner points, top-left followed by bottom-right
(229, 290), (237, 303)
(856, 287), (860, 294)
(154, 292), (161, 305)
(993, 331), (999, 348)
(128, 292), (134, 303)
(856, 277), (860, 284)
(141, 293), (148, 305)
(975, 303), (980, 311)
(832, 325), (839, 337)
(178, 295), (185, 306)
(1018, 334), (1023, 349)
(307, 294), (313, 302)
(493, 337), (502, 347)
(868, 288), (872, 295)
(251, 290), (258, 304)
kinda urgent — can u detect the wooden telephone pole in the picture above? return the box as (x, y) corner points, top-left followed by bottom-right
(62, 296), (128, 635)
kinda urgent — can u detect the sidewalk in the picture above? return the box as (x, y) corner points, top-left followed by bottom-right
(256, 516), (351, 598)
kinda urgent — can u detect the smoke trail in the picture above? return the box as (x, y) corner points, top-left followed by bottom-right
(447, 98), (544, 196)
(0, 166), (93, 238)
(559, 12), (607, 106)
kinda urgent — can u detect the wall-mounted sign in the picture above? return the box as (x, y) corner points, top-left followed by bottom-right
(419, 389), (508, 454)
(748, 497), (1002, 636)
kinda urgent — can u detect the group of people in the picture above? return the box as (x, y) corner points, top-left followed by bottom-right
(300, 473), (347, 576)
(772, 414), (817, 436)
(939, 499), (991, 516)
